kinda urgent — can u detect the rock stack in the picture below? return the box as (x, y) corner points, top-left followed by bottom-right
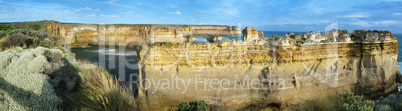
(242, 27), (259, 42)
(207, 35), (222, 42)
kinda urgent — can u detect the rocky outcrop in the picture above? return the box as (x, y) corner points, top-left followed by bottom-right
(45, 21), (66, 37)
(243, 27), (260, 42)
(207, 35), (222, 42)
(177, 25), (241, 36)
(338, 30), (352, 43)
(136, 30), (399, 110)
(324, 29), (338, 42)
(352, 30), (396, 43)
(62, 24), (241, 47)
(185, 34), (195, 42)
(258, 31), (264, 38)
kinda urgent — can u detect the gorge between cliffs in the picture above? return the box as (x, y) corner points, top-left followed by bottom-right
(1, 21), (401, 110)
(60, 22), (402, 110)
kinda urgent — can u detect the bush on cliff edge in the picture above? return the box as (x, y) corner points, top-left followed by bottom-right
(66, 60), (137, 110)
(0, 47), (79, 111)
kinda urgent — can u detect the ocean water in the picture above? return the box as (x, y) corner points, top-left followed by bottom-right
(194, 31), (305, 43)
(70, 32), (402, 81)
(394, 34), (402, 72)
(71, 45), (138, 82)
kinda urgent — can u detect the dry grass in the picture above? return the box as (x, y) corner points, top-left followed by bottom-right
(300, 95), (345, 111)
(67, 60), (137, 111)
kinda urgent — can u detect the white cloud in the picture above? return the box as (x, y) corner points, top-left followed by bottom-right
(215, 0), (240, 17)
(351, 21), (371, 27)
(125, 11), (132, 14)
(160, 17), (165, 19)
(194, 11), (208, 14)
(172, 11), (181, 15)
(137, 3), (143, 5)
(350, 20), (399, 27)
(168, 3), (178, 8)
(374, 20), (398, 25)
(343, 14), (369, 18)
(86, 14), (96, 17)
(63, 10), (70, 12)
(100, 0), (119, 6)
(393, 12), (401, 15)
(75, 7), (101, 11)
(100, 14), (117, 17)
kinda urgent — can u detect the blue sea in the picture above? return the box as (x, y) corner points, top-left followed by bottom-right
(394, 34), (402, 72)
(194, 31), (305, 43)
(70, 32), (402, 83)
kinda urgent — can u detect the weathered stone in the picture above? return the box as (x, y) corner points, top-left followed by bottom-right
(337, 30), (352, 43)
(207, 35), (222, 42)
(288, 32), (294, 36)
(185, 34), (195, 42)
(137, 30), (399, 110)
(243, 27), (260, 42)
(63, 24), (242, 47)
(259, 31), (264, 38)
(324, 29), (338, 42)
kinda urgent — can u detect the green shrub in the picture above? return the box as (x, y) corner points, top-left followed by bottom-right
(155, 42), (174, 47)
(178, 100), (209, 111)
(375, 105), (393, 111)
(290, 35), (296, 39)
(375, 93), (402, 111)
(343, 92), (375, 111)
(4, 32), (26, 47)
(355, 83), (373, 95)
(0, 21), (61, 50)
(0, 47), (81, 110)
(0, 73), (62, 111)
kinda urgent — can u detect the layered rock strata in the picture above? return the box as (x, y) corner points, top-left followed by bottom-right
(243, 27), (260, 42)
(137, 30), (399, 110)
(62, 24), (241, 47)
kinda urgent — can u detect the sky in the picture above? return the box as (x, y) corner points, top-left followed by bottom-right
(0, 0), (402, 33)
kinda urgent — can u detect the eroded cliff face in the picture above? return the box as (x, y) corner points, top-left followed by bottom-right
(62, 24), (241, 47)
(136, 30), (399, 110)
(243, 27), (260, 42)
(45, 21), (66, 37)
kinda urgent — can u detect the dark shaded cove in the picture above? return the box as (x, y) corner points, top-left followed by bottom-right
(70, 45), (139, 91)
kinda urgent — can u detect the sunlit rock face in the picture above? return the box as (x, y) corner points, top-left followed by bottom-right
(136, 30), (399, 110)
(243, 27), (260, 42)
(45, 21), (66, 37)
(62, 24), (241, 47)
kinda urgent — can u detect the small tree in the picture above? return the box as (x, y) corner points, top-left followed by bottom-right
(343, 92), (375, 111)
(178, 100), (209, 111)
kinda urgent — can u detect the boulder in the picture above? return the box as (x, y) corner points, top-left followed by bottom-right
(288, 32), (294, 36)
(207, 35), (222, 42)
(324, 29), (338, 42)
(337, 30), (352, 43)
(186, 34), (195, 42)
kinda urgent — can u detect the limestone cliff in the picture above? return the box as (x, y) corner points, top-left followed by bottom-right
(136, 30), (399, 110)
(45, 21), (66, 37)
(62, 24), (241, 47)
(243, 27), (260, 42)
